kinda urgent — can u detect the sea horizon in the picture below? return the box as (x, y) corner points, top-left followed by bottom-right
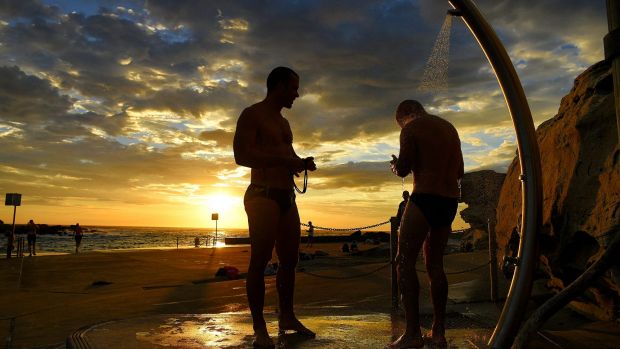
(4, 224), (394, 255)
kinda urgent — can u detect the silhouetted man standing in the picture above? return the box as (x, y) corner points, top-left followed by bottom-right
(387, 100), (463, 349)
(396, 190), (410, 227)
(234, 67), (316, 347)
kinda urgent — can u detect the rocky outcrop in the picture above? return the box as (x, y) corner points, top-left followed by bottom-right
(495, 60), (620, 320)
(459, 170), (506, 249)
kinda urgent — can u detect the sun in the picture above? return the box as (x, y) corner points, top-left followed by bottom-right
(203, 193), (237, 216)
(200, 192), (243, 227)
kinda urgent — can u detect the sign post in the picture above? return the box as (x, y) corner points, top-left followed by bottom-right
(5, 193), (21, 258)
(212, 213), (219, 246)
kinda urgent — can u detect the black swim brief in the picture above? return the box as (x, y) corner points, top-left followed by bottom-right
(409, 193), (458, 228)
(244, 184), (296, 213)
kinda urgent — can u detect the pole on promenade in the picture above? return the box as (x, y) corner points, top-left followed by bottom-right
(390, 216), (399, 309)
(5, 193), (22, 259)
(8, 205), (16, 258)
(212, 213), (219, 247)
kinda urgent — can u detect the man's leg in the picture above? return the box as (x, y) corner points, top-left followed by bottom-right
(386, 202), (429, 349)
(275, 204), (314, 336)
(245, 196), (279, 346)
(423, 224), (451, 345)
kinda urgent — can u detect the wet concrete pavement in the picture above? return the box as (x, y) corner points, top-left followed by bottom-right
(67, 308), (493, 349)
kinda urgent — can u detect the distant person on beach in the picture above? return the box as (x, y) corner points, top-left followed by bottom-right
(27, 219), (37, 256)
(387, 100), (463, 349)
(396, 190), (410, 227)
(306, 221), (314, 247)
(74, 223), (83, 254)
(503, 218), (521, 279)
(233, 66), (317, 347)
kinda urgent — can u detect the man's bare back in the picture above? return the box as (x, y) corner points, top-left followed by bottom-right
(394, 113), (464, 198)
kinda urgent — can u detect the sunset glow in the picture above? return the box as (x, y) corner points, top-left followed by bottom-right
(0, 1), (608, 230)
(200, 193), (243, 227)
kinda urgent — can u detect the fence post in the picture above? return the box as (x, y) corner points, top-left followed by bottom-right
(390, 216), (399, 309)
(17, 237), (23, 258)
(488, 218), (499, 303)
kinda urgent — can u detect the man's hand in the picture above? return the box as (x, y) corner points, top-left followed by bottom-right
(304, 157), (317, 171)
(288, 157), (306, 174)
(390, 154), (398, 175)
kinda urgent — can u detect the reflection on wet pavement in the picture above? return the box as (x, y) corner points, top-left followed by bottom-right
(69, 309), (492, 348)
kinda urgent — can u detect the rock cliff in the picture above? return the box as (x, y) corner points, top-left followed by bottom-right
(495, 60), (620, 320)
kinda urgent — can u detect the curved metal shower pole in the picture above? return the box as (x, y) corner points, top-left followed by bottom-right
(446, 1), (543, 348)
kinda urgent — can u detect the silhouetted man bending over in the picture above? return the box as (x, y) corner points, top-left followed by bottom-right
(233, 67), (316, 348)
(387, 100), (463, 349)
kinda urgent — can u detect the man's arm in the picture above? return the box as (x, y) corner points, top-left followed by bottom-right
(394, 126), (415, 177)
(285, 118), (317, 172)
(233, 109), (303, 170)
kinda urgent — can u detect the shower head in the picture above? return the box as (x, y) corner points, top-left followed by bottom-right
(447, 9), (463, 17)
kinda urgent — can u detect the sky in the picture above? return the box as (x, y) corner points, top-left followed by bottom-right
(0, 0), (609, 229)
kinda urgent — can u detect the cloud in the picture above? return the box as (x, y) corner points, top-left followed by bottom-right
(199, 129), (234, 148)
(466, 139), (517, 172)
(312, 161), (394, 191)
(0, 0), (607, 226)
(0, 0), (60, 19)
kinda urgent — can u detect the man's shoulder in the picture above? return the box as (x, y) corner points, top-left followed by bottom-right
(426, 114), (449, 125)
(241, 103), (263, 117)
(238, 103), (266, 127)
(427, 114), (459, 136)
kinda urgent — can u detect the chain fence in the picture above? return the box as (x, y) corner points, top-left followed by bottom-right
(300, 220), (391, 232)
(296, 218), (485, 279)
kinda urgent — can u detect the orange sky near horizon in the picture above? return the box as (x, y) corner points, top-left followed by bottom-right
(2, 186), (470, 231)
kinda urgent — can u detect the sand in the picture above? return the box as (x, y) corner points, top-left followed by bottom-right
(1, 243), (618, 349)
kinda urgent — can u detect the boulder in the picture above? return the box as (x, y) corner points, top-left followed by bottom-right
(459, 170), (506, 250)
(495, 60), (620, 320)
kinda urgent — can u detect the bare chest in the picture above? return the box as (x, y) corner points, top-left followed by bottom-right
(256, 118), (293, 146)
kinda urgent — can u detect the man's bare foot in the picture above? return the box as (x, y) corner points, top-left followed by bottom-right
(384, 332), (424, 349)
(278, 317), (315, 337)
(422, 331), (447, 348)
(252, 327), (274, 348)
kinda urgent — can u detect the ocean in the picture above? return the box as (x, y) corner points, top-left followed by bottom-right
(11, 225), (388, 254)
(12, 226), (248, 254)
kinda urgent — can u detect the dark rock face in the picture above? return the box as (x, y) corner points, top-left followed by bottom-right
(460, 170), (506, 229)
(459, 170), (506, 249)
(495, 61), (620, 320)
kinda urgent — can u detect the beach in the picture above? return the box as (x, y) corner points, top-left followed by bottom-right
(2, 242), (618, 349)
(0, 242), (492, 348)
